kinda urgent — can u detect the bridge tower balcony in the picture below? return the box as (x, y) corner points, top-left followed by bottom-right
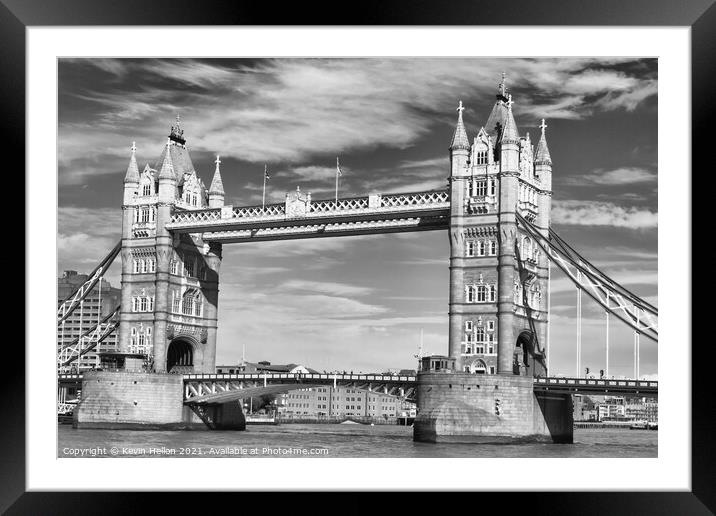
(518, 200), (538, 221)
(466, 194), (497, 215)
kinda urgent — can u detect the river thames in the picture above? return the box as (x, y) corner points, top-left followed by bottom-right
(58, 424), (657, 458)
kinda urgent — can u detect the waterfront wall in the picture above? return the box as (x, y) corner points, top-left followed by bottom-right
(73, 371), (203, 430)
(414, 372), (573, 443)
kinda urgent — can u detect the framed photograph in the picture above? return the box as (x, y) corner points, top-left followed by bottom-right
(9, 0), (709, 512)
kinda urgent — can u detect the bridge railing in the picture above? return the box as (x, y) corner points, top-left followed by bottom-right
(534, 377), (658, 389)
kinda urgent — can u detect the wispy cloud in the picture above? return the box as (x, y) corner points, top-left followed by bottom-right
(552, 200), (657, 229)
(565, 167), (656, 187)
(60, 58), (658, 175)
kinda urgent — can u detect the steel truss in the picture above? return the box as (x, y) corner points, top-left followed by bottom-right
(516, 213), (657, 342)
(57, 305), (120, 373)
(57, 241), (122, 324)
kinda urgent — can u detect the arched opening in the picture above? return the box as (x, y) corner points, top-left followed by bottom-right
(465, 358), (488, 374)
(515, 330), (535, 372)
(166, 338), (194, 373)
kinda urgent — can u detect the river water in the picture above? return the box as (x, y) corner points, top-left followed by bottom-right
(58, 424), (657, 458)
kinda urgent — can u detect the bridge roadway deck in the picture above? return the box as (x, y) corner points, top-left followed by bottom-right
(57, 373), (658, 399)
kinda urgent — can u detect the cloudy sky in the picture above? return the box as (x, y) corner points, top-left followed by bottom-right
(57, 58), (657, 378)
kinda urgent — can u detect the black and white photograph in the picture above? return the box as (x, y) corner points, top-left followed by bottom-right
(55, 56), (659, 458)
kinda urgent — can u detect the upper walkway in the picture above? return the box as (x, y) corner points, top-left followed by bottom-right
(164, 189), (450, 242)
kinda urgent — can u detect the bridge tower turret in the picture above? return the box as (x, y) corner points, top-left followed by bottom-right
(123, 142), (139, 206)
(208, 155), (225, 208)
(496, 95), (521, 375)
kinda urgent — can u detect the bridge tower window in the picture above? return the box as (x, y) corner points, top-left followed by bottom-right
(476, 285), (487, 302)
(466, 241), (475, 257)
(172, 291), (181, 313)
(466, 285), (476, 303)
(470, 179), (488, 197)
(184, 258), (195, 277)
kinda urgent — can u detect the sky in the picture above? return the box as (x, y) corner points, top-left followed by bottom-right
(57, 58), (658, 378)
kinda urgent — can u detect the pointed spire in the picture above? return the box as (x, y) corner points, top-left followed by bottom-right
(169, 114), (186, 145)
(449, 101), (471, 152)
(124, 141), (140, 183)
(498, 71), (508, 101)
(158, 138), (176, 180)
(209, 154), (225, 195)
(535, 118), (552, 164)
(501, 94), (519, 143)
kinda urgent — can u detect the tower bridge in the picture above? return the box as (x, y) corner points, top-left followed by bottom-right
(58, 77), (658, 442)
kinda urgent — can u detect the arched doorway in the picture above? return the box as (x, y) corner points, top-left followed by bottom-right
(166, 338), (194, 373)
(466, 358), (488, 374)
(515, 330), (535, 371)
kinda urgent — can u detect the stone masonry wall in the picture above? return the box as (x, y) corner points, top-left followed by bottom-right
(73, 371), (199, 429)
(414, 372), (554, 443)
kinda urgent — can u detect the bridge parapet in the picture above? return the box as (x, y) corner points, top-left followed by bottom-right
(534, 376), (658, 396)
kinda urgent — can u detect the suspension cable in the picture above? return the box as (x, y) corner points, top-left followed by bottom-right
(515, 212), (657, 342)
(549, 228), (658, 311)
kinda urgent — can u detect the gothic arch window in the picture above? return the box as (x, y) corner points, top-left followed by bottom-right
(182, 292), (194, 315)
(142, 183), (151, 196)
(172, 290), (181, 313)
(489, 239), (497, 256)
(182, 289), (202, 317)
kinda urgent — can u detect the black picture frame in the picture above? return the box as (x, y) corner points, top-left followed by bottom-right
(7, 1), (709, 513)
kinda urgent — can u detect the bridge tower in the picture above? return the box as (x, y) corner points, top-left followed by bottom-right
(416, 77), (568, 443)
(116, 118), (223, 374)
(447, 80), (551, 378)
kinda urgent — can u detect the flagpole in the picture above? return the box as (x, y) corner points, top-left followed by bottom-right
(262, 164), (267, 210)
(335, 157), (340, 204)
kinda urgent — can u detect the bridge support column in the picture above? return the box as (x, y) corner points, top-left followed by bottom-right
(414, 371), (573, 443)
(73, 371), (204, 429)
